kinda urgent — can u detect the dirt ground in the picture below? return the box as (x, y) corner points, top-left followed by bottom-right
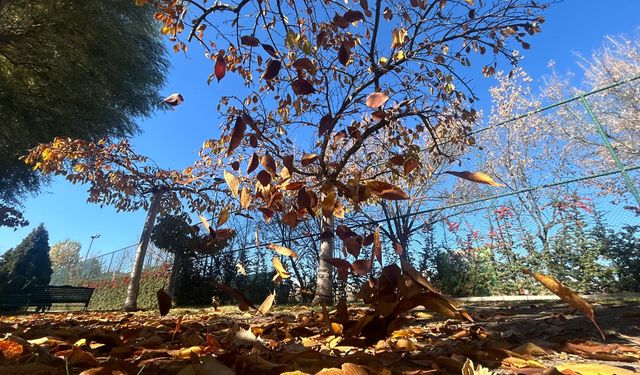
(0, 299), (638, 374)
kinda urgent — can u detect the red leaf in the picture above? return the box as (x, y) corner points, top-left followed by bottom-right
(261, 59), (281, 81)
(292, 78), (315, 95)
(215, 53), (226, 82)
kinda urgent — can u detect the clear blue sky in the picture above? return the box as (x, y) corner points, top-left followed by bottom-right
(1, 1), (639, 256)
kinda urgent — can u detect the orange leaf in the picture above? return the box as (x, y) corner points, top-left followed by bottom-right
(524, 270), (604, 339)
(240, 187), (251, 209)
(372, 229), (382, 265)
(268, 243), (299, 258)
(0, 339), (24, 360)
(365, 92), (389, 108)
(444, 170), (504, 187)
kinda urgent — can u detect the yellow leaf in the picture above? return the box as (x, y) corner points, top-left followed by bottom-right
(555, 363), (636, 375)
(272, 256), (290, 279)
(257, 292), (275, 315)
(224, 170), (239, 198)
(391, 28), (408, 49)
(267, 243), (298, 258)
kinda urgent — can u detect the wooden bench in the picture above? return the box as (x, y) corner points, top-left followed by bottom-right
(1, 285), (94, 312)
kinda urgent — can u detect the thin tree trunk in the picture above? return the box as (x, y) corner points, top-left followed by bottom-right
(123, 189), (163, 311)
(313, 215), (334, 305)
(167, 248), (183, 299)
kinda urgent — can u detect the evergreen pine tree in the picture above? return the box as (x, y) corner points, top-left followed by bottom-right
(0, 224), (52, 294)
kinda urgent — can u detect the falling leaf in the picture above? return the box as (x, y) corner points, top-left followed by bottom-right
(366, 180), (409, 200)
(372, 228), (382, 265)
(268, 243), (299, 258)
(218, 283), (256, 310)
(524, 270), (604, 339)
(262, 59), (282, 80)
(352, 260), (372, 276)
(163, 93), (184, 106)
(227, 116), (246, 156)
(444, 171), (504, 187)
(365, 92), (389, 108)
(157, 288), (172, 316)
(214, 53), (226, 82)
(272, 256), (291, 279)
(199, 215), (212, 235)
(224, 170), (240, 198)
(257, 292), (276, 315)
(343, 9), (365, 23)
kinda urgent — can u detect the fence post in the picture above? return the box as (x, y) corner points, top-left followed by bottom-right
(579, 96), (640, 206)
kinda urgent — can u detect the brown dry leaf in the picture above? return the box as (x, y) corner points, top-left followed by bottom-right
(80, 361), (139, 375)
(268, 243), (299, 258)
(365, 92), (389, 108)
(512, 342), (548, 357)
(372, 228), (382, 265)
(227, 115), (246, 156)
(338, 44), (350, 66)
(301, 153), (319, 166)
(365, 180), (409, 200)
(400, 257), (440, 294)
(240, 35), (260, 47)
(163, 93), (184, 106)
(218, 283), (256, 310)
(282, 210), (298, 228)
(257, 292), (276, 315)
(157, 288), (172, 316)
(444, 170), (505, 187)
(178, 357), (235, 375)
(292, 78), (315, 95)
(261, 153), (277, 174)
(240, 187), (251, 209)
(217, 206), (230, 227)
(391, 27), (408, 49)
(318, 114), (333, 135)
(352, 259), (372, 276)
(524, 270), (604, 339)
(247, 153), (260, 174)
(57, 346), (99, 367)
(257, 170), (272, 186)
(273, 256), (291, 279)
(262, 59), (281, 80)
(224, 170), (240, 198)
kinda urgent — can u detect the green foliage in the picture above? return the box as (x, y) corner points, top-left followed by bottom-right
(606, 225), (640, 292)
(0, 224), (52, 294)
(88, 269), (169, 310)
(433, 247), (499, 297)
(0, 0), (168, 222)
(151, 214), (200, 255)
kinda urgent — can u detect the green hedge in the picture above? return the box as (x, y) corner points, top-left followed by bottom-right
(85, 268), (170, 310)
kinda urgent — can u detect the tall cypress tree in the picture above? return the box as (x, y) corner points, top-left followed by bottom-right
(0, 224), (52, 294)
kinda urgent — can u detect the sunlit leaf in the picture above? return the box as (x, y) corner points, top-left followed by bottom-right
(365, 92), (389, 108)
(224, 170), (239, 198)
(257, 292), (276, 315)
(261, 153), (276, 174)
(217, 206), (230, 227)
(524, 269), (604, 339)
(372, 228), (382, 265)
(240, 187), (251, 209)
(272, 256), (291, 279)
(444, 170), (504, 187)
(268, 243), (299, 258)
(214, 53), (226, 82)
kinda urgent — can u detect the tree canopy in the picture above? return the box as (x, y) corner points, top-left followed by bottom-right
(0, 224), (52, 294)
(0, 0), (169, 226)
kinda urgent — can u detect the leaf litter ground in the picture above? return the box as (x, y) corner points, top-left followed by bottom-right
(0, 299), (639, 375)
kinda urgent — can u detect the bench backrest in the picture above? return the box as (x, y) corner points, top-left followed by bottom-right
(29, 285), (94, 304)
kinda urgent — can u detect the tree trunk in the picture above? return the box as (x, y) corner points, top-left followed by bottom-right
(123, 189), (163, 311)
(313, 215), (334, 305)
(167, 248), (183, 299)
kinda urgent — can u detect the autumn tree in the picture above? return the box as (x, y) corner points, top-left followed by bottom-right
(25, 138), (226, 310)
(49, 239), (82, 285)
(147, 0), (547, 303)
(0, 0), (168, 226)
